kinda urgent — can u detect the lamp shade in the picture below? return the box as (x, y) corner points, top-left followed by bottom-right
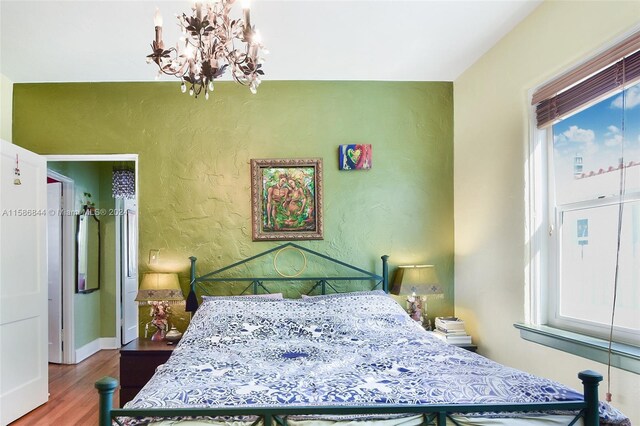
(136, 273), (184, 303)
(391, 265), (442, 296)
(112, 168), (135, 199)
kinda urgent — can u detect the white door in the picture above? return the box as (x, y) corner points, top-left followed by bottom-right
(121, 198), (138, 344)
(47, 182), (63, 364)
(0, 140), (48, 425)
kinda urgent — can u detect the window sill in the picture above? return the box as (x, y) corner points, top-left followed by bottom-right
(514, 323), (640, 374)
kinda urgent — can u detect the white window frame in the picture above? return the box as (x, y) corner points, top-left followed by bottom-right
(525, 95), (640, 349)
(546, 124), (640, 345)
(525, 106), (550, 328)
(522, 28), (640, 371)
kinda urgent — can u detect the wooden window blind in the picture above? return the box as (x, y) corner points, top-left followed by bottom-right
(533, 31), (640, 129)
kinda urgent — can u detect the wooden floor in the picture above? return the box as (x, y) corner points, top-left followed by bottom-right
(10, 350), (120, 426)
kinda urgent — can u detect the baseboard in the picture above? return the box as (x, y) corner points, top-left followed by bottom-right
(75, 337), (120, 363)
(75, 339), (101, 363)
(99, 337), (119, 350)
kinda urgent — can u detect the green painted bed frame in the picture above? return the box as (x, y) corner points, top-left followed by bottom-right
(95, 243), (605, 426)
(185, 242), (390, 312)
(97, 371), (603, 426)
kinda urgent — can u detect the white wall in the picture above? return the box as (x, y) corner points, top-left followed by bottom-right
(1, 73), (13, 142)
(454, 0), (639, 423)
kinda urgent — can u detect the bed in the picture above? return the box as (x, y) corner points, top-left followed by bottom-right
(96, 244), (630, 426)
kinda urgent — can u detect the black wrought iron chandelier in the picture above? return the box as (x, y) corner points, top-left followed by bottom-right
(147, 1), (266, 99)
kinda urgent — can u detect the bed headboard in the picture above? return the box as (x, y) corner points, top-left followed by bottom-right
(186, 242), (389, 313)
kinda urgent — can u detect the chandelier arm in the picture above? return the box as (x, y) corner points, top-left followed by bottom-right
(223, 5), (250, 66)
(231, 14), (253, 66)
(152, 47), (189, 78)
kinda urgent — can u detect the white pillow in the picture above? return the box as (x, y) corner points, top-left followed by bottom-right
(202, 293), (283, 302)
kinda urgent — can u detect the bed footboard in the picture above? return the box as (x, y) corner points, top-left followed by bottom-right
(95, 371), (604, 426)
(95, 377), (118, 426)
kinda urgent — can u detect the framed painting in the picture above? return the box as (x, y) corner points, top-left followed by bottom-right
(338, 144), (372, 170)
(251, 158), (323, 241)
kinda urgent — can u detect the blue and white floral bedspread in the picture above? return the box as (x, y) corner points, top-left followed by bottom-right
(124, 291), (629, 425)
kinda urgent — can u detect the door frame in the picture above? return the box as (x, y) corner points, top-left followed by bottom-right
(46, 154), (139, 356)
(46, 170), (75, 364)
(118, 196), (139, 345)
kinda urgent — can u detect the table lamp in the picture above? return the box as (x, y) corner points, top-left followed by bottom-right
(136, 273), (184, 341)
(391, 265), (443, 329)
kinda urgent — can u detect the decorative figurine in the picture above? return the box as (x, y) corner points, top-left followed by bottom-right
(145, 300), (172, 341)
(406, 295), (423, 322)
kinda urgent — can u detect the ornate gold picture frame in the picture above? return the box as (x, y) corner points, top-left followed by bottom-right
(251, 158), (323, 241)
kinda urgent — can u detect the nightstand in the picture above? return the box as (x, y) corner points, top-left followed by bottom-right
(453, 343), (478, 352)
(427, 331), (478, 352)
(119, 338), (175, 407)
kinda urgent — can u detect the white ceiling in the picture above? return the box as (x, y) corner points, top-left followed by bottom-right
(0, 0), (541, 83)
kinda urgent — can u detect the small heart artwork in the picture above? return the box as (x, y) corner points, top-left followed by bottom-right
(347, 148), (361, 165)
(339, 144), (372, 170)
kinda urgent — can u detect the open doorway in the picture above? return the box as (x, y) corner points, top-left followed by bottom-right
(45, 154), (138, 364)
(46, 171), (74, 364)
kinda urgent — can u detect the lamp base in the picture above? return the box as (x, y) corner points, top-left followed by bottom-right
(150, 328), (166, 341)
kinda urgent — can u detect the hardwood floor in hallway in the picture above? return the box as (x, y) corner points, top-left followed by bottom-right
(10, 350), (120, 426)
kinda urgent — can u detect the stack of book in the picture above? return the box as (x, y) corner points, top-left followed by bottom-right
(433, 316), (472, 345)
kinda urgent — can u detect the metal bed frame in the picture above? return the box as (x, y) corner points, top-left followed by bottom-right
(184, 242), (390, 313)
(95, 243), (604, 426)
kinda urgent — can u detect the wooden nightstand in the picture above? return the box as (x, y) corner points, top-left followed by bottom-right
(427, 331), (478, 352)
(453, 343), (478, 352)
(119, 338), (175, 407)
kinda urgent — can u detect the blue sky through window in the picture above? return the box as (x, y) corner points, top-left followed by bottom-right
(553, 82), (640, 204)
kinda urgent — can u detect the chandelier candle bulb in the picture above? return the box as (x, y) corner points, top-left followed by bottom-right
(243, 0), (251, 34)
(248, 30), (260, 59)
(185, 44), (195, 59)
(153, 8), (163, 45)
(153, 8), (163, 27)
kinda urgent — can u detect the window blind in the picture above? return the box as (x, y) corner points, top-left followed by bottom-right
(533, 31), (640, 129)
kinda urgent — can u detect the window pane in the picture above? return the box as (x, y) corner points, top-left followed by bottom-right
(553, 82), (640, 205)
(559, 201), (640, 333)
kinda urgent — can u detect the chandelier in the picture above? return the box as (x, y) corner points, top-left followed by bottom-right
(147, 1), (266, 99)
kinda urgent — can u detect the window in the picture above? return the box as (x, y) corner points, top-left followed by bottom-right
(525, 31), (640, 358)
(548, 84), (640, 345)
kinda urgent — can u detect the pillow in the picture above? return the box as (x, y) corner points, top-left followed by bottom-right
(202, 293), (283, 302)
(301, 290), (387, 301)
(241, 292), (283, 299)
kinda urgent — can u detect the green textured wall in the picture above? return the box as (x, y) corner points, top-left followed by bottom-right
(98, 162), (117, 338)
(14, 81), (454, 334)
